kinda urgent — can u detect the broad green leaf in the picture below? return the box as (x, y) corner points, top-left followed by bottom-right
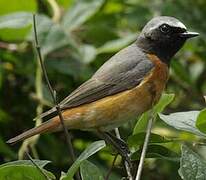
(0, 12), (32, 41)
(128, 133), (172, 152)
(0, 160), (50, 168)
(133, 93), (175, 134)
(0, 0), (36, 16)
(97, 34), (137, 54)
(153, 93), (175, 113)
(62, 140), (106, 180)
(159, 111), (206, 137)
(0, 0), (36, 41)
(0, 165), (55, 180)
(179, 144), (206, 180)
(62, 0), (104, 31)
(196, 108), (206, 134)
(80, 160), (104, 180)
(0, 12), (32, 29)
(40, 23), (70, 56)
(133, 111), (149, 134)
(131, 144), (179, 161)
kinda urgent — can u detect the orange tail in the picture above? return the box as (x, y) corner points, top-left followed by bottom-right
(7, 118), (60, 144)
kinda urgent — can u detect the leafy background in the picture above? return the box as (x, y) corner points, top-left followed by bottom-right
(0, 0), (206, 179)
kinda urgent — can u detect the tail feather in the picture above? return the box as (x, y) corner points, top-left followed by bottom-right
(7, 118), (60, 144)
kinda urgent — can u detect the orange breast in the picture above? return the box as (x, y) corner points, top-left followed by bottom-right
(54, 54), (169, 131)
(146, 54), (169, 104)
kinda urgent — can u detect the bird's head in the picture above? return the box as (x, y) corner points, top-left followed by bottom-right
(137, 16), (199, 63)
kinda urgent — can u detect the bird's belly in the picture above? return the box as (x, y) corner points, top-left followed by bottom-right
(62, 85), (151, 131)
(90, 83), (155, 131)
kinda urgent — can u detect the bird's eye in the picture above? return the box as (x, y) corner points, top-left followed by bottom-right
(159, 24), (170, 34)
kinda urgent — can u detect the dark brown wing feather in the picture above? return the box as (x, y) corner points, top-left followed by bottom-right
(36, 43), (154, 120)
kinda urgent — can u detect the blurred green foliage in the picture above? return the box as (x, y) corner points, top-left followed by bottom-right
(0, 0), (206, 179)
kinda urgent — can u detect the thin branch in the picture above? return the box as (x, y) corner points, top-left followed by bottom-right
(26, 151), (50, 180)
(32, 14), (80, 179)
(114, 128), (133, 180)
(105, 154), (118, 180)
(135, 116), (154, 180)
(33, 14), (55, 102)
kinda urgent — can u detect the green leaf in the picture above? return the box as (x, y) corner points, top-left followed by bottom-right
(179, 144), (206, 180)
(133, 93), (175, 134)
(62, 140), (106, 180)
(97, 34), (137, 54)
(0, 160), (50, 168)
(41, 24), (70, 56)
(0, 165), (55, 180)
(62, 0), (104, 31)
(131, 144), (179, 161)
(133, 111), (149, 134)
(0, 12), (33, 41)
(128, 133), (172, 152)
(0, 12), (32, 29)
(196, 108), (206, 134)
(80, 160), (104, 180)
(0, 0), (36, 40)
(159, 111), (206, 137)
(153, 93), (175, 113)
(0, 0), (36, 16)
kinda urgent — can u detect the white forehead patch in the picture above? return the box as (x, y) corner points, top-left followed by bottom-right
(173, 21), (187, 29)
(143, 16), (188, 33)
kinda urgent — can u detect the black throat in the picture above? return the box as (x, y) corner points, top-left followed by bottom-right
(136, 35), (186, 65)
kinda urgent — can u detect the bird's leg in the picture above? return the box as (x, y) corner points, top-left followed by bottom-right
(105, 131), (130, 155)
(97, 130), (131, 167)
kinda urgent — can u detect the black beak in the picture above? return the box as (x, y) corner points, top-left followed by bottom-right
(179, 31), (199, 38)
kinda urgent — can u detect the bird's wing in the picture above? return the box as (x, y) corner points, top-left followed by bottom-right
(36, 43), (154, 119)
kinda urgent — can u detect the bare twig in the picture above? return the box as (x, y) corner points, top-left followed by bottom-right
(26, 151), (50, 180)
(135, 116), (154, 180)
(105, 154), (118, 180)
(33, 14), (55, 102)
(32, 14), (80, 179)
(114, 128), (133, 180)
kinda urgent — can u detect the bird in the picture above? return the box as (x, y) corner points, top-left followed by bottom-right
(7, 16), (199, 145)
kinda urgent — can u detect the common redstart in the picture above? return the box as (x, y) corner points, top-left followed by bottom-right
(7, 16), (199, 144)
